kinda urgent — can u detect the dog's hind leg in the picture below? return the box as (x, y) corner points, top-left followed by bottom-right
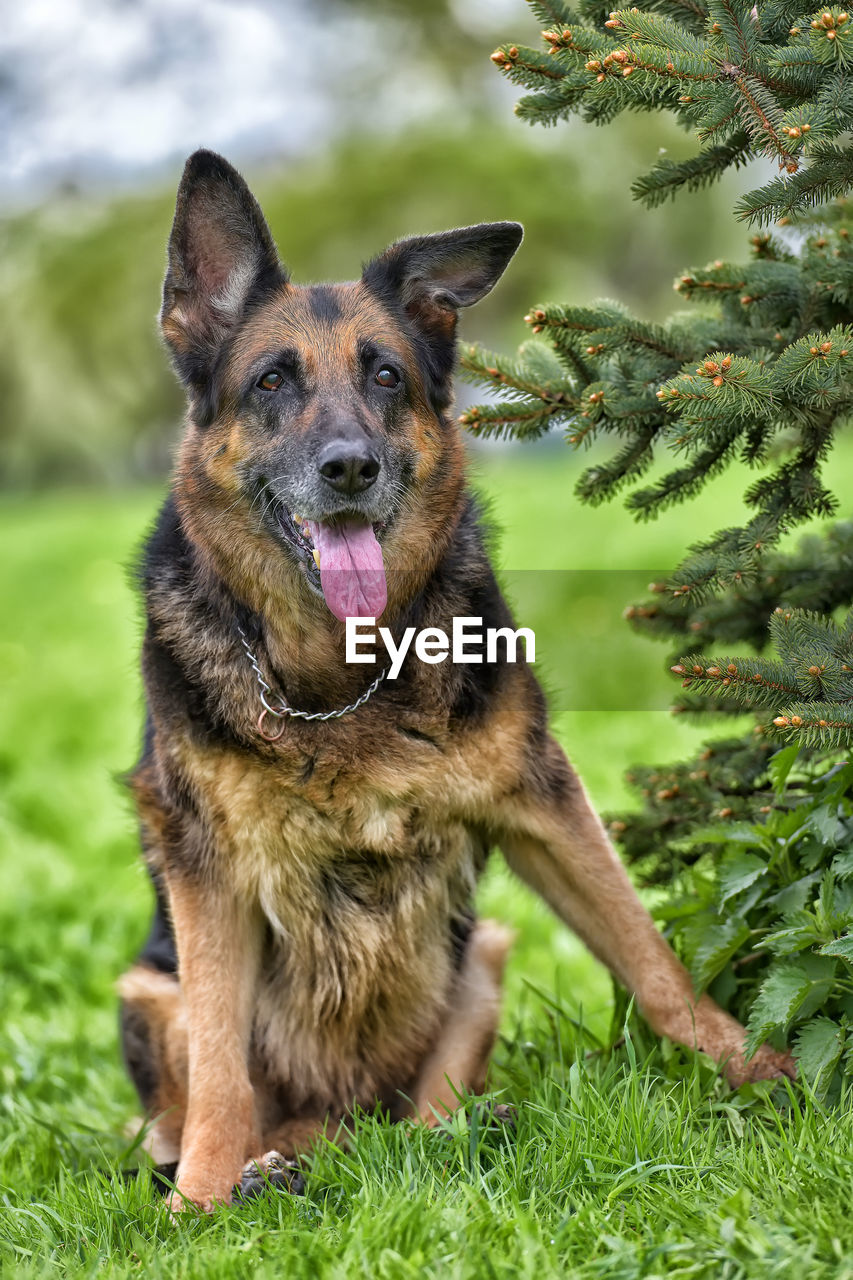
(118, 964), (188, 1164)
(412, 918), (513, 1126)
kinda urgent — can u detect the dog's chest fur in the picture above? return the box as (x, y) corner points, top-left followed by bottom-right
(178, 735), (485, 1112)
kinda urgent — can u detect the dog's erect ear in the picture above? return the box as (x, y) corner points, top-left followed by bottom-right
(161, 149), (285, 391)
(362, 223), (523, 408)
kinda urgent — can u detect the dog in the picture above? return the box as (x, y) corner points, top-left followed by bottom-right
(118, 149), (794, 1212)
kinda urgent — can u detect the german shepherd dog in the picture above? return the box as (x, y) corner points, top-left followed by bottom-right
(119, 150), (793, 1212)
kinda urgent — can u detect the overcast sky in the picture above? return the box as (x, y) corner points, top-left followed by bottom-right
(0, 0), (524, 200)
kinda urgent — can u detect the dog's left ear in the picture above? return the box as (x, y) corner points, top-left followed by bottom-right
(161, 149), (285, 394)
(362, 223), (523, 407)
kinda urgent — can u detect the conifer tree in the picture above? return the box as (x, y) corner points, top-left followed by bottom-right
(467, 0), (853, 1090)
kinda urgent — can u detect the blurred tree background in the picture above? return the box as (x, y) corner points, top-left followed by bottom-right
(0, 0), (755, 488)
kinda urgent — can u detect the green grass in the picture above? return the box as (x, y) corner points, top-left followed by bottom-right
(3, 455), (853, 1277)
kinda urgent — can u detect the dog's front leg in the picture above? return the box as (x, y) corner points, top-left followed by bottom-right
(495, 735), (794, 1085)
(166, 872), (261, 1212)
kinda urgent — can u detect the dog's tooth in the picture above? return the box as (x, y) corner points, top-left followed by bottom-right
(312, 549), (321, 569)
(292, 512), (301, 523)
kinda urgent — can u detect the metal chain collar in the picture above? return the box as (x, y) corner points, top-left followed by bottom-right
(237, 625), (386, 740)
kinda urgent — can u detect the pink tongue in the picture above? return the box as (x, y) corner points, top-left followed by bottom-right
(311, 519), (387, 621)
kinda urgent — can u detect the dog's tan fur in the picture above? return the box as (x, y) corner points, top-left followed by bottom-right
(120, 151), (794, 1213)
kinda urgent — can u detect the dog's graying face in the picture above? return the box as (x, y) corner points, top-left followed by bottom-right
(161, 149), (522, 621)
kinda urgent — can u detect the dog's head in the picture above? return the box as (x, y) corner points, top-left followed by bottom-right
(162, 150), (521, 624)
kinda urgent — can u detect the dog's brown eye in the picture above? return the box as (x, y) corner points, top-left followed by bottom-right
(375, 367), (400, 388)
(258, 371), (283, 391)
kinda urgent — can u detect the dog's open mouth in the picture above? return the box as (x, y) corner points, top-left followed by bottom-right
(276, 505), (388, 622)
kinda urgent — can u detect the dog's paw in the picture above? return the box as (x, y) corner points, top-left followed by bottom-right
(169, 1182), (231, 1214)
(725, 1043), (797, 1087)
(235, 1150), (305, 1201)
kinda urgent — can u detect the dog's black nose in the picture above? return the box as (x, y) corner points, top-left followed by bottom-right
(317, 440), (380, 495)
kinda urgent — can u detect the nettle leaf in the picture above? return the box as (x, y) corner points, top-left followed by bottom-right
(690, 916), (751, 990)
(835, 883), (853, 915)
(831, 851), (853, 881)
(766, 872), (821, 915)
(797, 954), (838, 1021)
(771, 807), (814, 842)
(746, 964), (813, 1055)
(801, 836), (834, 872)
(769, 743), (800, 796)
(794, 1017), (845, 1095)
(764, 910), (821, 955)
(818, 934), (853, 961)
(718, 852), (768, 906)
(806, 805), (846, 848)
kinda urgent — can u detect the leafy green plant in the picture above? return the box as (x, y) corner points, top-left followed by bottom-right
(656, 753), (853, 1095)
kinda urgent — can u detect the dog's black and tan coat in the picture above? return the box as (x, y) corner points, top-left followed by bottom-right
(119, 150), (794, 1212)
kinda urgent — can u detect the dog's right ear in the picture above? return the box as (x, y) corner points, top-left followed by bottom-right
(161, 150), (285, 393)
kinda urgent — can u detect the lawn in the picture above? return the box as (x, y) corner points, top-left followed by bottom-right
(2, 452), (853, 1278)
